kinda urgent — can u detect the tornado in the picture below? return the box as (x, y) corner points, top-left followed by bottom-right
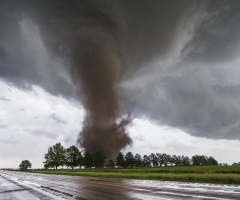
(71, 42), (132, 159)
(36, 0), (132, 159)
(0, 0), (133, 159)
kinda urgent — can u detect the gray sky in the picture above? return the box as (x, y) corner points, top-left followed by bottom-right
(1, 0), (240, 168)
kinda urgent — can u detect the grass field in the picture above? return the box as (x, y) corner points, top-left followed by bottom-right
(32, 165), (240, 185)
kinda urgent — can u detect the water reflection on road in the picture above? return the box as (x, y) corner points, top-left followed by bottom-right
(1, 171), (240, 199)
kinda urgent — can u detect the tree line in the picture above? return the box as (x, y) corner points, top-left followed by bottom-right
(43, 143), (218, 169)
(116, 152), (218, 168)
(43, 143), (108, 169)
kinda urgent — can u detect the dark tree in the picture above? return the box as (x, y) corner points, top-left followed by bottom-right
(83, 151), (94, 169)
(125, 151), (135, 167)
(43, 162), (51, 170)
(19, 160), (32, 171)
(200, 155), (208, 165)
(207, 156), (218, 165)
(166, 155), (172, 166)
(182, 155), (191, 166)
(232, 162), (240, 165)
(134, 154), (143, 167)
(78, 153), (84, 168)
(107, 160), (115, 168)
(43, 143), (65, 169)
(150, 153), (158, 167)
(162, 153), (168, 167)
(192, 155), (210, 166)
(116, 152), (125, 168)
(93, 149), (107, 168)
(143, 155), (151, 167)
(157, 153), (164, 167)
(192, 155), (200, 166)
(177, 155), (183, 166)
(65, 145), (82, 169)
(169, 156), (175, 166)
(223, 163), (228, 166)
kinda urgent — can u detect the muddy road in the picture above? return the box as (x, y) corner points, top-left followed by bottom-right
(1, 171), (240, 199)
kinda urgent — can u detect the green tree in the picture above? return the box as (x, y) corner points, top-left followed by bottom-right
(192, 155), (200, 166)
(150, 153), (158, 167)
(19, 160), (32, 171)
(65, 145), (82, 169)
(125, 151), (135, 167)
(44, 163), (51, 170)
(116, 152), (125, 168)
(182, 155), (191, 166)
(78, 152), (84, 168)
(157, 153), (164, 167)
(134, 154), (143, 167)
(207, 156), (218, 165)
(43, 142), (65, 169)
(93, 149), (107, 168)
(200, 155), (208, 165)
(143, 155), (151, 167)
(107, 160), (115, 168)
(192, 155), (208, 166)
(169, 156), (175, 166)
(166, 155), (172, 166)
(83, 151), (94, 169)
(162, 153), (168, 167)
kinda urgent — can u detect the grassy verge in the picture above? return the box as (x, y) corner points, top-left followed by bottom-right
(31, 165), (240, 185)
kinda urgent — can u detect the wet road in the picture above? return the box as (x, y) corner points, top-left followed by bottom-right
(1, 171), (240, 199)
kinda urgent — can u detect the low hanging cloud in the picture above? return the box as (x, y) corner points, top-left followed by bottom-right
(0, 125), (8, 129)
(50, 113), (67, 125)
(24, 128), (58, 139)
(0, 96), (11, 102)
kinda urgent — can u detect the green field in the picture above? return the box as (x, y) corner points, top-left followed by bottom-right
(32, 165), (240, 185)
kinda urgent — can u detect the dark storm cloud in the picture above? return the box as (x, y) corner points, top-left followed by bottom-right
(50, 113), (67, 125)
(0, 1), (76, 99)
(1, 0), (240, 144)
(0, 0), (133, 159)
(122, 0), (240, 140)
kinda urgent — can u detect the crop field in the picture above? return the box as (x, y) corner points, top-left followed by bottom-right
(32, 165), (240, 185)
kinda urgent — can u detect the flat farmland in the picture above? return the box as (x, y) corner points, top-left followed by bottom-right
(32, 165), (240, 185)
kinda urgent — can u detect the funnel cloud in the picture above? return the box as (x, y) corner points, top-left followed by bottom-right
(30, 0), (133, 159)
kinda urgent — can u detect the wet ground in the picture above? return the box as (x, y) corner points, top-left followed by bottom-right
(0, 171), (240, 199)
